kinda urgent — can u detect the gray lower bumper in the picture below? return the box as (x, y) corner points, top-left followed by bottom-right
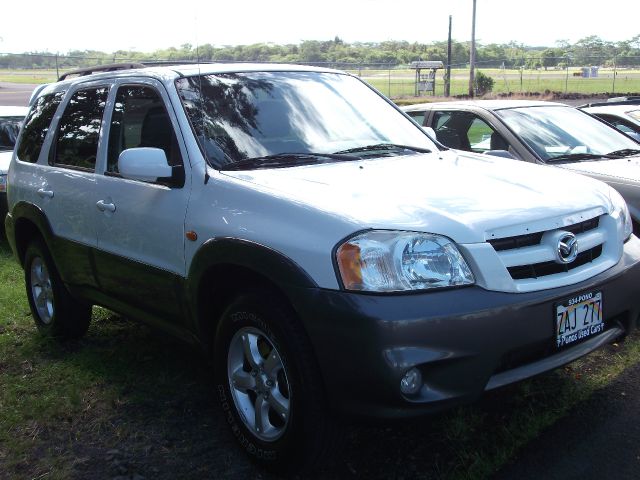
(289, 236), (640, 419)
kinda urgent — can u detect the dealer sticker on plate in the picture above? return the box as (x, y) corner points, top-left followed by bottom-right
(555, 291), (604, 348)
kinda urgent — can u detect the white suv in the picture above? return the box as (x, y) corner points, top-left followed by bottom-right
(5, 63), (640, 472)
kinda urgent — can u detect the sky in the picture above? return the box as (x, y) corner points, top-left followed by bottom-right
(2, 0), (639, 54)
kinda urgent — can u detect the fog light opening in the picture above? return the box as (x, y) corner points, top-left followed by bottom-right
(400, 367), (423, 395)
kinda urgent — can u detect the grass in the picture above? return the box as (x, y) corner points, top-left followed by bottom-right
(357, 67), (640, 98)
(2, 67), (640, 98)
(0, 70), (58, 84)
(0, 235), (640, 478)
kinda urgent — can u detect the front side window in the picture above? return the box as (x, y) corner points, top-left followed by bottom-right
(107, 85), (182, 174)
(53, 87), (109, 170)
(16, 92), (65, 163)
(176, 71), (435, 169)
(406, 111), (426, 126)
(595, 115), (640, 136)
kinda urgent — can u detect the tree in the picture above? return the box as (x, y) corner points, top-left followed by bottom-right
(541, 48), (559, 70)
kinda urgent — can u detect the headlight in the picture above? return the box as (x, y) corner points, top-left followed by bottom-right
(336, 230), (475, 292)
(610, 188), (633, 240)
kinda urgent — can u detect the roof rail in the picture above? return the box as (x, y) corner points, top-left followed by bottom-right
(58, 62), (147, 81)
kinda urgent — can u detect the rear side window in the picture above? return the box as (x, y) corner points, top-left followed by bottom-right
(107, 85), (182, 173)
(52, 87), (109, 170)
(16, 92), (65, 163)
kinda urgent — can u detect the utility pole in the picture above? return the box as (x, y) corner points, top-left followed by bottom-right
(445, 15), (452, 97)
(468, 0), (477, 97)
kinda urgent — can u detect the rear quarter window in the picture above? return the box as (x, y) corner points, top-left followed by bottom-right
(16, 92), (65, 163)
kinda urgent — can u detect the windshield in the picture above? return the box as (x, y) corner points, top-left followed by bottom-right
(0, 116), (24, 151)
(495, 106), (640, 162)
(176, 71), (435, 169)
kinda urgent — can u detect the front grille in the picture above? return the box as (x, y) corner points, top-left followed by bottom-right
(488, 216), (600, 252)
(488, 231), (543, 252)
(507, 245), (603, 280)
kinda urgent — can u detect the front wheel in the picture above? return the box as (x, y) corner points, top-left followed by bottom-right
(24, 240), (92, 339)
(214, 292), (339, 473)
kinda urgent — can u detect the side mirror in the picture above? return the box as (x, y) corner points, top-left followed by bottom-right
(422, 126), (437, 140)
(118, 147), (173, 182)
(483, 149), (515, 159)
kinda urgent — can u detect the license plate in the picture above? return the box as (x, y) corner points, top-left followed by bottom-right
(555, 291), (604, 348)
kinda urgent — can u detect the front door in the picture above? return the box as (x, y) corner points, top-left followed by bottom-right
(93, 81), (191, 327)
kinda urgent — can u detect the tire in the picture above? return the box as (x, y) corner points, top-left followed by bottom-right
(24, 240), (92, 339)
(214, 291), (339, 473)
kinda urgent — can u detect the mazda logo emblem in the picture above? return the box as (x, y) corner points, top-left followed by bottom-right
(556, 232), (579, 264)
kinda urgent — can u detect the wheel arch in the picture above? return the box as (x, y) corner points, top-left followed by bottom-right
(187, 238), (319, 351)
(7, 202), (55, 266)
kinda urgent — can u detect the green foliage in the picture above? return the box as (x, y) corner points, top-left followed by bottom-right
(475, 70), (495, 95)
(2, 35), (639, 71)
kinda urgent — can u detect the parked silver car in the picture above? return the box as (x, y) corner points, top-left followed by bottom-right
(580, 101), (640, 142)
(0, 106), (29, 222)
(402, 100), (640, 230)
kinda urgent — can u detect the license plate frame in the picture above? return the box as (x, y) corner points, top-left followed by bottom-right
(555, 291), (604, 349)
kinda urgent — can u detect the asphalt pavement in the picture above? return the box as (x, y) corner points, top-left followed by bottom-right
(494, 359), (640, 480)
(0, 82), (36, 106)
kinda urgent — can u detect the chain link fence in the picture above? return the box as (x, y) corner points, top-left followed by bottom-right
(1, 53), (640, 99)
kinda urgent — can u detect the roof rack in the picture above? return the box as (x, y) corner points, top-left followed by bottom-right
(56, 61), (224, 81)
(58, 62), (147, 81)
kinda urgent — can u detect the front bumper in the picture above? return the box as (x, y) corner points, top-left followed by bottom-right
(289, 236), (640, 419)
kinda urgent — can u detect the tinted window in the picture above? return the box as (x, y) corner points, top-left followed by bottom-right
(596, 114), (640, 135)
(16, 92), (65, 163)
(107, 85), (182, 173)
(53, 87), (109, 169)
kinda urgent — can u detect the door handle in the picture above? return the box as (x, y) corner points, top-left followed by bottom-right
(37, 188), (54, 199)
(96, 200), (116, 213)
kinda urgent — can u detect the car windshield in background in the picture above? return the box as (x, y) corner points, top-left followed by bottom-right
(176, 71), (434, 169)
(0, 116), (24, 151)
(495, 106), (640, 162)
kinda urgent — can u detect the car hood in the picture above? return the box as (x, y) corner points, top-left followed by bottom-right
(220, 150), (614, 244)
(0, 150), (12, 174)
(554, 155), (640, 184)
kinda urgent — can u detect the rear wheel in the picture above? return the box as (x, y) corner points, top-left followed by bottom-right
(214, 292), (339, 473)
(24, 240), (92, 339)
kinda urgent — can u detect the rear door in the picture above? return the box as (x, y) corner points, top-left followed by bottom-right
(93, 79), (191, 328)
(33, 85), (109, 287)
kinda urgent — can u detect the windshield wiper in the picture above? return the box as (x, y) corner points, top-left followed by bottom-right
(333, 143), (432, 155)
(604, 148), (640, 158)
(220, 152), (359, 171)
(546, 153), (607, 162)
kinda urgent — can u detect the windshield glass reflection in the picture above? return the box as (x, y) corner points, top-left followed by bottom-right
(176, 71), (434, 169)
(496, 106), (639, 161)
